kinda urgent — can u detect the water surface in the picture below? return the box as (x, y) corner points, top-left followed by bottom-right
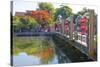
(12, 36), (70, 66)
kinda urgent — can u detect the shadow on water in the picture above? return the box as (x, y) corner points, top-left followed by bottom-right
(52, 34), (94, 63)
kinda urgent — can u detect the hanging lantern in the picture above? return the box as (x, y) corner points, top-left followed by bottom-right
(65, 21), (68, 25)
(80, 17), (87, 23)
(80, 25), (87, 30)
(65, 20), (69, 31)
(80, 17), (87, 35)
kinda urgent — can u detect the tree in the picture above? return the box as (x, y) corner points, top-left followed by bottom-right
(12, 16), (21, 32)
(31, 10), (51, 29)
(12, 16), (38, 32)
(26, 16), (38, 29)
(38, 2), (55, 15)
(54, 4), (73, 20)
(38, 2), (55, 25)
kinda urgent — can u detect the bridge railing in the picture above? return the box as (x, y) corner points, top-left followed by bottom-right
(54, 9), (97, 59)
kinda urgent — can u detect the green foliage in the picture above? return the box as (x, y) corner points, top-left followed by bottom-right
(47, 18), (54, 24)
(12, 16), (38, 32)
(27, 16), (38, 26)
(54, 4), (73, 20)
(12, 16), (21, 32)
(13, 16), (20, 24)
(38, 2), (55, 14)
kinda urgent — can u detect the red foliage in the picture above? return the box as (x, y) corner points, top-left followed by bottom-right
(31, 10), (51, 23)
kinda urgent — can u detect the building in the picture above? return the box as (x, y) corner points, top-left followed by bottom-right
(15, 12), (26, 16)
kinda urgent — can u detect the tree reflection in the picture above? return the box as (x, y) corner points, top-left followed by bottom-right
(13, 36), (55, 64)
(39, 38), (55, 64)
(33, 37), (55, 64)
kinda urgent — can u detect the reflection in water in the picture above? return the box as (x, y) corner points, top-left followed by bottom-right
(12, 36), (69, 66)
(13, 52), (40, 66)
(55, 47), (71, 63)
(13, 52), (59, 66)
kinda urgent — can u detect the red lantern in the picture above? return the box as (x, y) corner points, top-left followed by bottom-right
(80, 17), (87, 35)
(65, 20), (68, 25)
(80, 17), (87, 23)
(65, 25), (69, 31)
(65, 20), (69, 31)
(80, 25), (87, 30)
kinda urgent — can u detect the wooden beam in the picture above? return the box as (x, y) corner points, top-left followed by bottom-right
(62, 19), (65, 34)
(87, 9), (96, 58)
(69, 16), (74, 40)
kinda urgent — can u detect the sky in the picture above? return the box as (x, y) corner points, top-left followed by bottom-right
(12, 0), (98, 16)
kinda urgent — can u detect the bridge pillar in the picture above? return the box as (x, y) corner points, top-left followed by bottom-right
(69, 16), (74, 40)
(62, 19), (65, 34)
(87, 9), (97, 59)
